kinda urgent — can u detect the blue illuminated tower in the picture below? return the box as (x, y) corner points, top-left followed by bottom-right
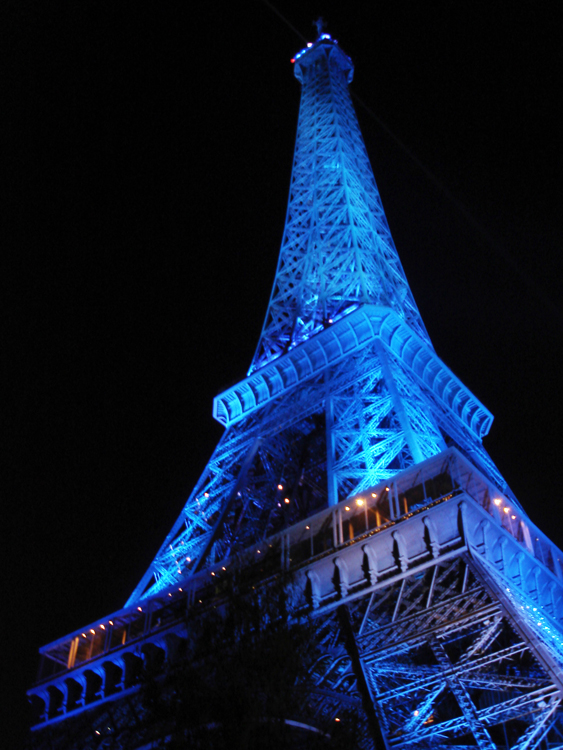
(29, 32), (563, 750)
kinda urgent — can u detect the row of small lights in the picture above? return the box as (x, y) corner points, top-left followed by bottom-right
(493, 497), (518, 521)
(79, 582), (190, 639)
(95, 727), (112, 736)
(298, 491), (383, 534)
(344, 491), (380, 512)
(164, 479), (294, 589)
(192, 480), (383, 519)
(76, 478), (465, 653)
(178, 479), (436, 583)
(72, 482), (381, 644)
(79, 488), (388, 641)
(504, 586), (563, 652)
(180, 480), (443, 599)
(166, 490), (214, 573)
(291, 34), (336, 64)
(76, 483), (430, 644)
(81, 620), (113, 638)
(487, 486), (563, 648)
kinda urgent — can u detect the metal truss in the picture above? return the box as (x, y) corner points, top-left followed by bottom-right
(29, 31), (563, 750)
(127, 34), (518, 601)
(30, 450), (563, 749)
(249, 35), (430, 375)
(130, 307), (513, 603)
(302, 556), (563, 749)
(129, 337), (464, 602)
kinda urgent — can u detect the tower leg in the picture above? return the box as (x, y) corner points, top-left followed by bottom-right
(338, 604), (390, 750)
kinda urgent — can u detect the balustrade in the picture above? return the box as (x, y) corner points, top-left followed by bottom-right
(28, 448), (563, 729)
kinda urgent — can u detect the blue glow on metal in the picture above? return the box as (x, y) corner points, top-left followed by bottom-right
(252, 36), (427, 374)
(127, 36), (520, 605)
(293, 33), (336, 64)
(503, 584), (563, 664)
(29, 35), (563, 749)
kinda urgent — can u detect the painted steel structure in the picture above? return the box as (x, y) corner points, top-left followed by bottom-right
(29, 32), (563, 749)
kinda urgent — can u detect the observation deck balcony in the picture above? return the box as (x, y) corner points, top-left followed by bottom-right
(28, 447), (563, 730)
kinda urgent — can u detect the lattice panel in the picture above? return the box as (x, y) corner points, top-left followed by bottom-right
(250, 38), (430, 374)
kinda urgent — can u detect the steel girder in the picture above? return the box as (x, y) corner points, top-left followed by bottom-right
(130, 305), (511, 604)
(30, 454), (563, 749)
(249, 36), (430, 375)
(129, 34), (515, 602)
(298, 556), (563, 749)
(29, 32), (563, 750)
(129, 338), (458, 602)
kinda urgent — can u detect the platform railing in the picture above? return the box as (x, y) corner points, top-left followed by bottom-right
(29, 447), (563, 727)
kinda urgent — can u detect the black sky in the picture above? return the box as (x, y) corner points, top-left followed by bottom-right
(4, 1), (561, 743)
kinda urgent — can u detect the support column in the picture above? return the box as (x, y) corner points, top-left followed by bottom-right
(374, 340), (424, 464)
(326, 378), (338, 506)
(193, 437), (263, 570)
(337, 605), (390, 750)
(430, 638), (496, 750)
(63, 677), (82, 712)
(28, 690), (49, 726)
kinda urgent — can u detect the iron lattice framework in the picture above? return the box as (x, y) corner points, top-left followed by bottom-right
(28, 33), (563, 750)
(126, 35), (514, 604)
(249, 37), (430, 373)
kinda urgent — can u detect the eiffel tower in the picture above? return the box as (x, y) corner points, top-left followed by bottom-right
(28, 30), (563, 750)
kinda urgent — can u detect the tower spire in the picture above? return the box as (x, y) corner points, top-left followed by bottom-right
(314, 16), (327, 38)
(250, 34), (430, 375)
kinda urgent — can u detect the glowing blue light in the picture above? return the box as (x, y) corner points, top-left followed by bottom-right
(503, 583), (563, 658)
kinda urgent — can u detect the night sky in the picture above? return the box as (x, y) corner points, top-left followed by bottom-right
(5, 2), (561, 743)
